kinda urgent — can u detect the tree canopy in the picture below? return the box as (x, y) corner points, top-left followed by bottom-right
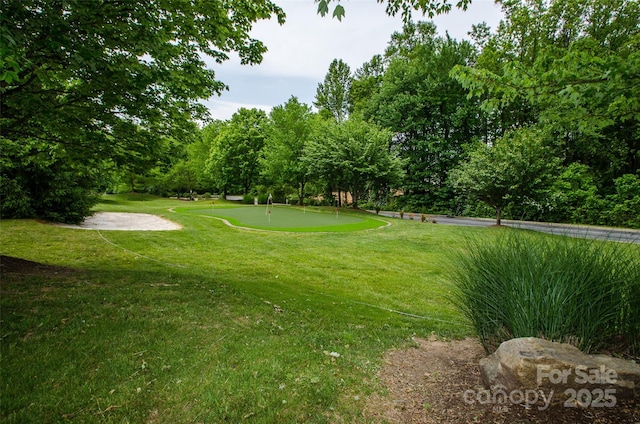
(262, 97), (315, 205)
(316, 0), (473, 22)
(314, 59), (352, 122)
(305, 117), (404, 207)
(1, 0), (284, 222)
(364, 22), (484, 211)
(451, 128), (560, 225)
(206, 108), (270, 196)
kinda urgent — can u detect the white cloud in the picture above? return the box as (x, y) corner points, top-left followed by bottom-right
(203, 98), (273, 121)
(203, 0), (504, 121)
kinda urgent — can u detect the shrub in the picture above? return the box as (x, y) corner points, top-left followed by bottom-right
(1, 164), (99, 224)
(257, 193), (269, 204)
(450, 231), (640, 355)
(0, 177), (34, 218)
(606, 173), (640, 229)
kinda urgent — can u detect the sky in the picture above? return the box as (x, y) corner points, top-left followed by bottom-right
(202, 0), (504, 121)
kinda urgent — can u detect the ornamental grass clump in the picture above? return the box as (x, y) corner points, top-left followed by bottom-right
(451, 231), (640, 355)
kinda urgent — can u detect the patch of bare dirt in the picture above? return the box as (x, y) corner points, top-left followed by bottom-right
(365, 336), (639, 423)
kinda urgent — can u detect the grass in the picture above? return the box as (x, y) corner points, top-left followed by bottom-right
(177, 204), (386, 232)
(4, 194), (635, 422)
(450, 231), (640, 355)
(0, 194), (481, 423)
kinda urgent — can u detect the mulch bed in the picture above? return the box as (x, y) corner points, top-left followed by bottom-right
(365, 336), (639, 423)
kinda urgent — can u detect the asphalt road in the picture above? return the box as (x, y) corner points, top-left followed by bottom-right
(370, 211), (640, 244)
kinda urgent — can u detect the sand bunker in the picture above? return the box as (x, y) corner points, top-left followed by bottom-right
(57, 212), (181, 231)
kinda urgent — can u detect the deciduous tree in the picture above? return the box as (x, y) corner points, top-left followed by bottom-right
(451, 128), (560, 225)
(365, 23), (484, 211)
(262, 97), (315, 205)
(206, 109), (269, 196)
(314, 59), (352, 122)
(305, 118), (404, 207)
(0, 0), (284, 222)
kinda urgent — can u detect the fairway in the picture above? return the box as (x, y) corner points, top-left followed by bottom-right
(182, 205), (387, 232)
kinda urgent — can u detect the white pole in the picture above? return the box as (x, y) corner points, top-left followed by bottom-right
(265, 193), (272, 215)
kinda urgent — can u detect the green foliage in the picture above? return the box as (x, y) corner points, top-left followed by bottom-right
(451, 128), (561, 225)
(304, 117), (404, 207)
(262, 97), (315, 205)
(0, 0), (284, 222)
(0, 137), (101, 224)
(606, 173), (640, 228)
(451, 231), (640, 355)
(206, 108), (269, 195)
(365, 22), (485, 208)
(350, 55), (386, 116)
(314, 59), (352, 122)
(452, 0), (640, 203)
(316, 0), (472, 22)
(544, 163), (603, 224)
(0, 177), (33, 218)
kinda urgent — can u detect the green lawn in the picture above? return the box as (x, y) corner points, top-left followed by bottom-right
(1, 194), (486, 423)
(179, 204), (386, 232)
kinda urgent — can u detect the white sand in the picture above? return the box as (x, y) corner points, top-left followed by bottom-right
(57, 212), (181, 231)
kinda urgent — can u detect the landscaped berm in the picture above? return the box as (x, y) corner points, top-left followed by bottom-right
(180, 204), (387, 232)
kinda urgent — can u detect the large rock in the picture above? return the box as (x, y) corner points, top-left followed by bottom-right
(479, 337), (640, 407)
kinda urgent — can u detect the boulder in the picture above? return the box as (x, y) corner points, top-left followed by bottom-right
(479, 337), (640, 407)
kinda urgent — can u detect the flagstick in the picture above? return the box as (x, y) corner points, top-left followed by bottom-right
(265, 193), (273, 215)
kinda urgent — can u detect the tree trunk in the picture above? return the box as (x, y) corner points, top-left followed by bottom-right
(496, 207), (502, 226)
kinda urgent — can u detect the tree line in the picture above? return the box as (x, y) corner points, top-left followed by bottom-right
(2, 0), (638, 227)
(159, 0), (640, 228)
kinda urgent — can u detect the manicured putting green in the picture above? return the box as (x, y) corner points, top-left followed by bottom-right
(183, 205), (387, 232)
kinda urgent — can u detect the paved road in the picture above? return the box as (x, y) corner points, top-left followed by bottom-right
(370, 211), (640, 244)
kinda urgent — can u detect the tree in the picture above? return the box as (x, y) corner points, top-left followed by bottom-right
(0, 0), (284, 222)
(314, 59), (352, 122)
(305, 118), (404, 207)
(451, 128), (560, 225)
(262, 97), (315, 205)
(206, 109), (269, 196)
(451, 0), (640, 191)
(350, 55), (386, 117)
(364, 22), (484, 211)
